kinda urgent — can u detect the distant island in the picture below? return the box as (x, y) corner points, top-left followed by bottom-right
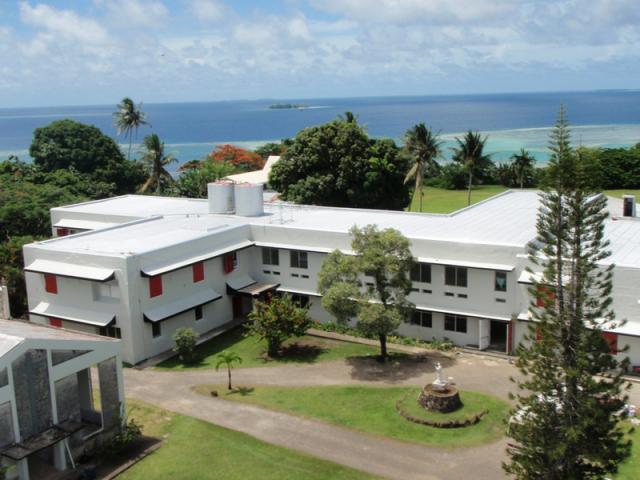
(268, 103), (309, 110)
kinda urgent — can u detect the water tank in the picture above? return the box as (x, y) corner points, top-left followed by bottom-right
(623, 195), (636, 217)
(208, 181), (235, 214)
(234, 183), (264, 216)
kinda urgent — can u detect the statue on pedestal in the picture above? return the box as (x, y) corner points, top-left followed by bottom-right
(432, 362), (448, 392)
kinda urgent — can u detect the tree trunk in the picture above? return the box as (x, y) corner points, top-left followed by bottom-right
(379, 334), (388, 359)
(267, 339), (279, 358)
(227, 366), (232, 390)
(467, 170), (473, 206)
(419, 189), (423, 212)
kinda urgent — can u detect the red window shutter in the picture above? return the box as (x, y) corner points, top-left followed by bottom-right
(193, 262), (204, 282)
(535, 327), (542, 342)
(223, 254), (234, 274)
(149, 275), (163, 298)
(44, 274), (58, 294)
(49, 318), (62, 328)
(536, 286), (554, 307)
(57, 228), (69, 237)
(602, 332), (618, 354)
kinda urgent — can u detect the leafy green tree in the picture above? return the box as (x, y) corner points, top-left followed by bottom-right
(113, 97), (149, 160)
(139, 134), (176, 194)
(29, 119), (144, 194)
(505, 106), (631, 479)
(269, 116), (410, 210)
(452, 130), (493, 205)
(403, 123), (442, 212)
(509, 148), (536, 189)
(172, 327), (199, 364)
(175, 160), (235, 198)
(0, 236), (36, 318)
(246, 294), (312, 357)
(254, 140), (291, 159)
(214, 351), (243, 390)
(318, 225), (413, 358)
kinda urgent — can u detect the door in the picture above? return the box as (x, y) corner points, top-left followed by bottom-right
(232, 296), (243, 318)
(478, 319), (490, 350)
(489, 321), (508, 352)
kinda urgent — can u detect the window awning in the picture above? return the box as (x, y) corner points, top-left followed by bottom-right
(143, 288), (222, 323)
(414, 304), (512, 322)
(25, 259), (115, 282)
(141, 240), (254, 277)
(416, 257), (514, 272)
(276, 286), (322, 297)
(53, 219), (118, 231)
(226, 275), (278, 297)
(518, 271), (543, 284)
(30, 302), (116, 328)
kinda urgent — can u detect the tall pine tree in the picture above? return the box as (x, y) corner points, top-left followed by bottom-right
(504, 105), (632, 479)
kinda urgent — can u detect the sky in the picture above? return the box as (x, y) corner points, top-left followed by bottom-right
(0, 0), (639, 107)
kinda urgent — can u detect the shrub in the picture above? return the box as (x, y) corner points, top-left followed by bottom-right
(172, 327), (199, 364)
(100, 410), (143, 458)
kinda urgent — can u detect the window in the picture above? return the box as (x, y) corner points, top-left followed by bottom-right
(445, 266), (467, 287)
(195, 305), (203, 321)
(152, 322), (161, 338)
(291, 294), (310, 308)
(290, 251), (308, 269)
(100, 325), (122, 339)
(149, 275), (163, 298)
(193, 262), (205, 282)
(262, 247), (279, 266)
(94, 282), (120, 300)
(495, 271), (507, 292)
(444, 314), (467, 333)
(410, 310), (432, 328)
(411, 263), (431, 283)
(223, 253), (237, 274)
(301, 274), (309, 279)
(457, 293), (467, 299)
(49, 317), (62, 328)
(44, 274), (58, 294)
(291, 273), (299, 278)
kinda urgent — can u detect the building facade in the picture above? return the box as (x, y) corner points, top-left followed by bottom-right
(21, 185), (640, 366)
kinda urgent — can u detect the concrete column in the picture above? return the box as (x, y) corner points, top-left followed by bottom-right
(478, 319), (490, 350)
(16, 459), (29, 480)
(77, 369), (93, 412)
(52, 442), (66, 471)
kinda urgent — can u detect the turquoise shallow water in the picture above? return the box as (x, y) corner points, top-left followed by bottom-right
(1, 91), (639, 170)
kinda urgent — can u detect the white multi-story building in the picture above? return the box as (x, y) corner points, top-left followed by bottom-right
(21, 184), (640, 366)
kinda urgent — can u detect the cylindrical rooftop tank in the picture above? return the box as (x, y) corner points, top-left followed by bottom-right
(234, 183), (264, 216)
(208, 181), (235, 214)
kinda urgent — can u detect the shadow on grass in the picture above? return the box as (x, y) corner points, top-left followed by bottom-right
(231, 386), (255, 396)
(265, 343), (327, 364)
(346, 353), (456, 384)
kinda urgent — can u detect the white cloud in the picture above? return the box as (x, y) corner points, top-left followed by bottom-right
(19, 2), (109, 44)
(96, 0), (169, 28)
(188, 0), (224, 21)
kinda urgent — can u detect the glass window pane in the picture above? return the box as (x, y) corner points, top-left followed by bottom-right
(444, 315), (455, 331)
(445, 266), (456, 286)
(457, 267), (467, 287)
(456, 316), (467, 333)
(495, 272), (507, 292)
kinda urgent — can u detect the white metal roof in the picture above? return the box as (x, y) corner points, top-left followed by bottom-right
(53, 218), (120, 231)
(25, 259), (115, 282)
(143, 288), (222, 323)
(30, 302), (116, 327)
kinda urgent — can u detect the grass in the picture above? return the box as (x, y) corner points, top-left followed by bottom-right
(398, 391), (487, 424)
(193, 385), (509, 448)
(407, 185), (509, 213)
(614, 422), (640, 479)
(604, 190), (640, 200)
(156, 326), (382, 370)
(119, 399), (378, 480)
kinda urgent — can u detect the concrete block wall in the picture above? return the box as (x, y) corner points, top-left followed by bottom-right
(0, 401), (14, 447)
(11, 349), (53, 440)
(54, 374), (81, 423)
(98, 357), (120, 429)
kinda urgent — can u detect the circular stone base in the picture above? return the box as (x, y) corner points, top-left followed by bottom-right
(418, 384), (463, 413)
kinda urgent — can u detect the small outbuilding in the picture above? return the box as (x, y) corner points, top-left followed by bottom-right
(0, 319), (124, 480)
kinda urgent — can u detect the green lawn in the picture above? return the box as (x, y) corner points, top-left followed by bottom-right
(119, 400), (378, 480)
(615, 422), (640, 480)
(194, 385), (509, 448)
(407, 185), (509, 213)
(156, 326), (382, 370)
(604, 190), (640, 200)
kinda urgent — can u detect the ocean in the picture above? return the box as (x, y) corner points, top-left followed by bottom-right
(1, 90), (639, 172)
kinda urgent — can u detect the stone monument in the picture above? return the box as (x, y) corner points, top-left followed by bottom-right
(418, 362), (463, 413)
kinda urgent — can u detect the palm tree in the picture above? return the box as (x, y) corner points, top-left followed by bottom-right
(509, 148), (536, 189)
(113, 97), (149, 160)
(403, 123), (442, 212)
(139, 134), (176, 194)
(452, 131), (492, 206)
(215, 351), (242, 390)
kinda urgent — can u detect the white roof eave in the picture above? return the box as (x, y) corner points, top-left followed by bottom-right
(25, 259), (115, 282)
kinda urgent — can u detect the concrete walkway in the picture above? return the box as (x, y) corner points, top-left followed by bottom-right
(124, 366), (508, 480)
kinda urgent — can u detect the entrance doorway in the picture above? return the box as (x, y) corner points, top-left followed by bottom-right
(489, 321), (507, 352)
(232, 296), (253, 319)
